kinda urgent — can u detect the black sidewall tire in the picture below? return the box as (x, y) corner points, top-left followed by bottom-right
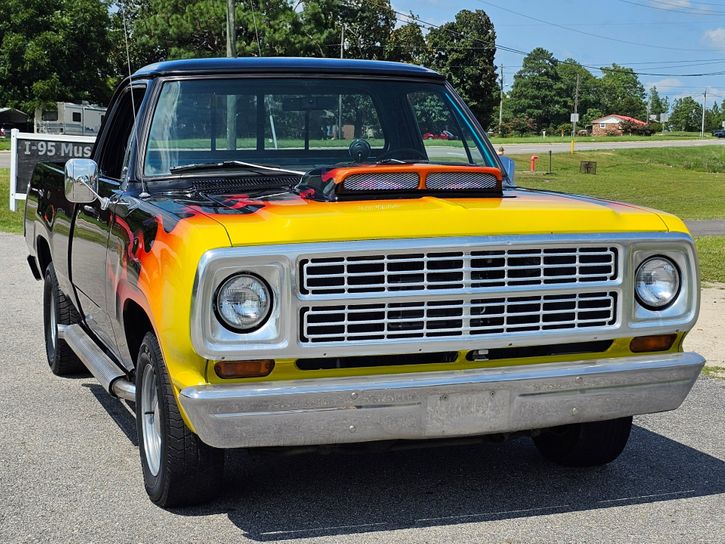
(42, 264), (85, 375)
(533, 416), (633, 467)
(136, 339), (165, 503)
(43, 268), (58, 367)
(135, 332), (224, 507)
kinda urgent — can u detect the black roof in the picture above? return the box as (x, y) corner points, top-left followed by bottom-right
(133, 57), (444, 80)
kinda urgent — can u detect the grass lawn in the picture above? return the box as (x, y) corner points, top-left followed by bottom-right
(0, 169), (23, 234)
(696, 237), (725, 283)
(0, 139), (10, 151)
(511, 146), (725, 220)
(490, 131), (715, 145)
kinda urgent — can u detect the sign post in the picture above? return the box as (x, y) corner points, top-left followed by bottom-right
(570, 113), (580, 154)
(8, 130), (95, 211)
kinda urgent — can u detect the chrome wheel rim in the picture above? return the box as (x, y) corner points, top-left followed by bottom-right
(49, 287), (57, 351)
(141, 364), (162, 476)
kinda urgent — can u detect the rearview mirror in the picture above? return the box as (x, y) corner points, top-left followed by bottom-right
(499, 156), (515, 184)
(65, 159), (99, 204)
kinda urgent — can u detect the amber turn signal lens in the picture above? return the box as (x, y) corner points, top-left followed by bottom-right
(214, 360), (274, 379)
(630, 334), (677, 353)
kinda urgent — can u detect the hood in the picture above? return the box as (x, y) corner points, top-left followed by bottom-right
(148, 188), (682, 247)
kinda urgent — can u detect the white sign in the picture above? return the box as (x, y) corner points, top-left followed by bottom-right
(660, 113), (669, 123)
(9, 129), (95, 211)
(570, 113), (580, 123)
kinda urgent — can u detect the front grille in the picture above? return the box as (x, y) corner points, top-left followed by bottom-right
(300, 246), (618, 295)
(300, 292), (617, 343)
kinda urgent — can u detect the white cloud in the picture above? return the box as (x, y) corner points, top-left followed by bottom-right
(647, 78), (683, 92)
(650, 0), (691, 8)
(703, 28), (725, 50)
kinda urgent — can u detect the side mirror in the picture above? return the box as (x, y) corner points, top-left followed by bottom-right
(65, 159), (99, 204)
(498, 156), (515, 185)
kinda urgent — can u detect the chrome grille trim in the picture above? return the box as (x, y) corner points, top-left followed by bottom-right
(189, 233), (699, 360)
(300, 246), (618, 295)
(300, 291), (617, 343)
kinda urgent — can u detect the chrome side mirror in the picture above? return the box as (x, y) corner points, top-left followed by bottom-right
(65, 159), (99, 204)
(499, 156), (515, 185)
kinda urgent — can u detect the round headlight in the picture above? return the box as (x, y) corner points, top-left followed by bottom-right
(214, 273), (272, 332)
(635, 256), (680, 310)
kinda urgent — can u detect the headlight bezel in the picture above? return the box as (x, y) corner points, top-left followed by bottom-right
(634, 255), (682, 311)
(213, 272), (274, 333)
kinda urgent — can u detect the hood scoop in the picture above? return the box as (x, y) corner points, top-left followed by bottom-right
(295, 164), (503, 202)
(191, 175), (301, 196)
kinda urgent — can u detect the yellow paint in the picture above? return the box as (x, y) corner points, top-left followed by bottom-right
(203, 334), (686, 385)
(137, 190), (693, 432)
(216, 191), (672, 247)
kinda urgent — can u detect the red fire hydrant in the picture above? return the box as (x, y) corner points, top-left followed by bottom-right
(530, 155), (539, 172)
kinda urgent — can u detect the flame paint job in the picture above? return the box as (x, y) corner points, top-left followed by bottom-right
(25, 163), (693, 434)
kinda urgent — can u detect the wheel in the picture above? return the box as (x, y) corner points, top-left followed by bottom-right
(43, 264), (86, 375)
(532, 416), (633, 467)
(135, 332), (224, 507)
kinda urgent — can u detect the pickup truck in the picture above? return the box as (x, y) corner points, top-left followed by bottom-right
(24, 58), (704, 507)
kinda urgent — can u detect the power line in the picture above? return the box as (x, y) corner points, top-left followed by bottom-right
(618, 0), (725, 15)
(474, 0), (719, 52)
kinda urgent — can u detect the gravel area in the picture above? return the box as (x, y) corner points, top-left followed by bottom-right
(0, 232), (723, 544)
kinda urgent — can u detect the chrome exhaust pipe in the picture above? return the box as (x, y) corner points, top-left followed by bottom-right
(58, 324), (136, 401)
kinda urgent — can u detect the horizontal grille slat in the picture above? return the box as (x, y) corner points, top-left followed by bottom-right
(300, 246), (618, 295)
(300, 292), (618, 343)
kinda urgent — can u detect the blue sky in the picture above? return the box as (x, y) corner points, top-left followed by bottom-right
(393, 0), (725, 107)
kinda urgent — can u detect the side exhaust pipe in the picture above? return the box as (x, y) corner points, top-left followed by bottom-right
(58, 324), (136, 401)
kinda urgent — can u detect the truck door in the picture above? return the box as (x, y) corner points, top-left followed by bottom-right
(70, 86), (145, 353)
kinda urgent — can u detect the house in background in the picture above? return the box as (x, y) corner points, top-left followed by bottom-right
(0, 107), (31, 133)
(591, 114), (647, 136)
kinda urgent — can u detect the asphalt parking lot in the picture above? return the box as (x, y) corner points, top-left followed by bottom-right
(1, 231), (723, 544)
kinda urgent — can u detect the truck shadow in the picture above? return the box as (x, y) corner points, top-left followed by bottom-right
(85, 383), (725, 540)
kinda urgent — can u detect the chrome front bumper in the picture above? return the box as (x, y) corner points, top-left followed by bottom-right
(179, 352), (704, 449)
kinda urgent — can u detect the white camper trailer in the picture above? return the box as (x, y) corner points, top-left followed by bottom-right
(34, 102), (106, 136)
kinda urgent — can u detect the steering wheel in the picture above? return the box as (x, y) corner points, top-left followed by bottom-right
(377, 148), (428, 162)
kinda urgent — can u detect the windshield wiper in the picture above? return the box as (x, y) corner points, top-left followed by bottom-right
(374, 158), (430, 165)
(170, 161), (304, 175)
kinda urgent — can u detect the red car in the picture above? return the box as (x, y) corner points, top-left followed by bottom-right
(422, 129), (456, 140)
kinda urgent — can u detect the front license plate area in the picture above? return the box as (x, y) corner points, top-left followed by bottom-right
(425, 390), (509, 435)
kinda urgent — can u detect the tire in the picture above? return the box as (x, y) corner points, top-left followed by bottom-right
(135, 332), (224, 507)
(43, 264), (86, 375)
(532, 416), (633, 467)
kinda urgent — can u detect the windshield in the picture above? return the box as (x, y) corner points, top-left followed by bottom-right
(143, 77), (496, 177)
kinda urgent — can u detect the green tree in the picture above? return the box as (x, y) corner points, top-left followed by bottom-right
(556, 60), (599, 122)
(669, 96), (701, 131)
(0, 0), (113, 112)
(709, 101), (723, 131)
(126, 0), (306, 62)
(598, 64), (646, 119)
(647, 86), (669, 120)
(425, 9), (498, 127)
(385, 20), (426, 65)
(507, 48), (568, 132)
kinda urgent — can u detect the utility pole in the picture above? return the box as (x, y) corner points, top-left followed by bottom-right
(572, 73), (580, 137)
(570, 73), (580, 154)
(701, 88), (707, 138)
(338, 25), (344, 139)
(498, 64), (504, 136)
(226, 0), (237, 151)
